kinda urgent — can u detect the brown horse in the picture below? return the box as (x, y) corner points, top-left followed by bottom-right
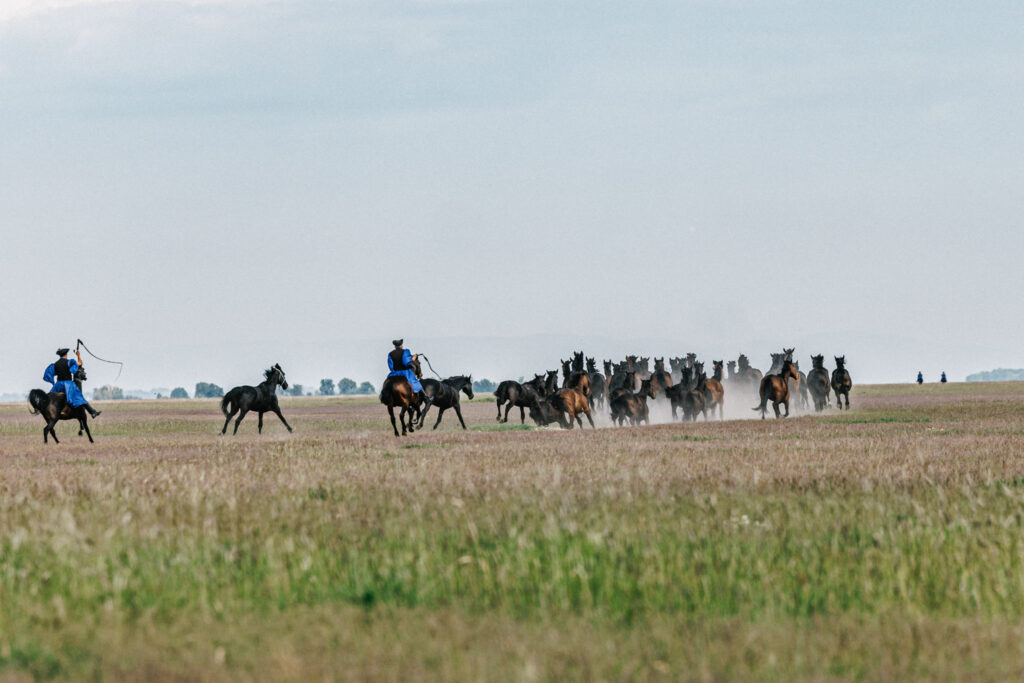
(651, 358), (673, 396)
(806, 355), (831, 412)
(831, 356), (852, 410)
(561, 358), (591, 403)
(704, 360), (725, 420)
(379, 356), (425, 436)
(753, 359), (800, 419)
(531, 387), (595, 429)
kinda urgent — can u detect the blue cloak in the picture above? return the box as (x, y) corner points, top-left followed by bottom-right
(387, 349), (423, 393)
(44, 360), (88, 407)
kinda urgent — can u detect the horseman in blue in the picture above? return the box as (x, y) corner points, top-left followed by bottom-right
(387, 339), (427, 402)
(44, 348), (101, 418)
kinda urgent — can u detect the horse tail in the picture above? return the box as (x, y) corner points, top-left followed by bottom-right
(28, 389), (48, 415)
(221, 393), (234, 416)
(752, 382), (768, 413)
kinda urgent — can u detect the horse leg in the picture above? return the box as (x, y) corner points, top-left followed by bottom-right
(81, 417), (94, 443)
(233, 409), (248, 434)
(432, 407), (446, 430)
(496, 399), (503, 422)
(47, 419), (59, 444)
(221, 409), (237, 435)
(387, 405), (400, 437)
(584, 408), (595, 429)
(418, 403), (430, 428)
(454, 405), (468, 430)
(272, 407), (293, 432)
(518, 405), (525, 424)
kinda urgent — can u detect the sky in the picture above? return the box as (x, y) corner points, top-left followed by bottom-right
(2, 0), (1023, 393)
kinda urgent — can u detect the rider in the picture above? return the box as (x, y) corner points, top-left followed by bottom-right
(44, 348), (101, 418)
(940, 371), (947, 383)
(916, 371), (924, 384)
(387, 339), (429, 406)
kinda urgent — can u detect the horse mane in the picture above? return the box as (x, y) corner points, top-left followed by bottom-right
(444, 375), (472, 386)
(264, 367), (277, 380)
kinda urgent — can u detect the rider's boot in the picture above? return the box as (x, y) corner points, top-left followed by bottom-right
(85, 403), (102, 418)
(419, 391), (431, 408)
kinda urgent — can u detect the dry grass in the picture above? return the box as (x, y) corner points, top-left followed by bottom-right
(2, 382), (1024, 680)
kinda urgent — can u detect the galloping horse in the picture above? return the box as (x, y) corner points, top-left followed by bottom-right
(530, 387), (595, 430)
(561, 358), (591, 403)
(28, 366), (93, 443)
(586, 357), (607, 410)
(380, 356), (426, 437)
(221, 364), (294, 435)
(609, 378), (655, 426)
(831, 356), (852, 410)
(651, 358), (673, 397)
(753, 359), (800, 419)
(419, 375), (474, 430)
(704, 360), (725, 420)
(806, 355), (831, 412)
(494, 374), (546, 424)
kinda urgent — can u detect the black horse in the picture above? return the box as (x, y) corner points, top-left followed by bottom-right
(418, 375), (475, 430)
(28, 366), (93, 443)
(220, 364), (293, 435)
(494, 374), (546, 424)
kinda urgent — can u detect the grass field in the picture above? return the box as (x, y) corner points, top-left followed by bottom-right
(2, 382), (1024, 680)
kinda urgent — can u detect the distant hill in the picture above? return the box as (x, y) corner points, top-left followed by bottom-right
(965, 369), (1024, 382)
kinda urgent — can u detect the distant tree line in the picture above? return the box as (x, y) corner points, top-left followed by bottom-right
(92, 385), (124, 400)
(965, 368), (1024, 382)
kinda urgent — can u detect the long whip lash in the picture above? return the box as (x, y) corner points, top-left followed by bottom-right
(77, 338), (125, 382)
(418, 354), (444, 380)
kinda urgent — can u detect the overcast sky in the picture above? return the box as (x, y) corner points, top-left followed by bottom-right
(2, 0), (1023, 393)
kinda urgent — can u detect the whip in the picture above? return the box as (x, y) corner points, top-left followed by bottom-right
(77, 339), (125, 382)
(417, 354), (444, 380)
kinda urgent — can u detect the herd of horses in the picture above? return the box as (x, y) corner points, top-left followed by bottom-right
(28, 350), (854, 441)
(487, 349), (853, 430)
(377, 348), (853, 437)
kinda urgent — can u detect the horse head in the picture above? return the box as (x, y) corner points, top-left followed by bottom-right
(834, 356), (846, 370)
(654, 358), (665, 372)
(459, 375), (474, 400)
(782, 360), (799, 381)
(528, 374), (547, 396)
(738, 354), (749, 369)
(726, 360), (736, 377)
(572, 351), (584, 373)
(266, 364), (289, 390)
(812, 354), (825, 370)
(783, 347), (795, 361)
(713, 360), (723, 379)
(640, 378), (656, 400)
(561, 359), (571, 380)
(586, 357), (597, 373)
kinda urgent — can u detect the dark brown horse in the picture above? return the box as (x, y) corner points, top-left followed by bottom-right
(704, 360), (725, 420)
(28, 366), (93, 443)
(610, 378), (655, 426)
(419, 375), (474, 430)
(831, 356), (852, 410)
(586, 357), (607, 410)
(806, 355), (831, 412)
(651, 358), (673, 397)
(753, 359), (800, 419)
(494, 374), (546, 424)
(221, 364), (293, 435)
(379, 356), (425, 436)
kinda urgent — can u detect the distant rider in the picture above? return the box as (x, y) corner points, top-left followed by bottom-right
(916, 371), (923, 384)
(44, 347), (101, 417)
(387, 339), (429, 406)
(940, 371), (947, 383)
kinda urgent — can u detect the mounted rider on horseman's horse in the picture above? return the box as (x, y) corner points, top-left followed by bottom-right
(44, 347), (101, 418)
(385, 339), (430, 408)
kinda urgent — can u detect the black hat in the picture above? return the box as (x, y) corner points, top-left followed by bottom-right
(392, 339), (403, 347)
(56, 348), (70, 356)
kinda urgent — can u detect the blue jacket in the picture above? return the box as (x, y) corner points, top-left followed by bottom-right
(387, 349), (423, 393)
(44, 359), (88, 407)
